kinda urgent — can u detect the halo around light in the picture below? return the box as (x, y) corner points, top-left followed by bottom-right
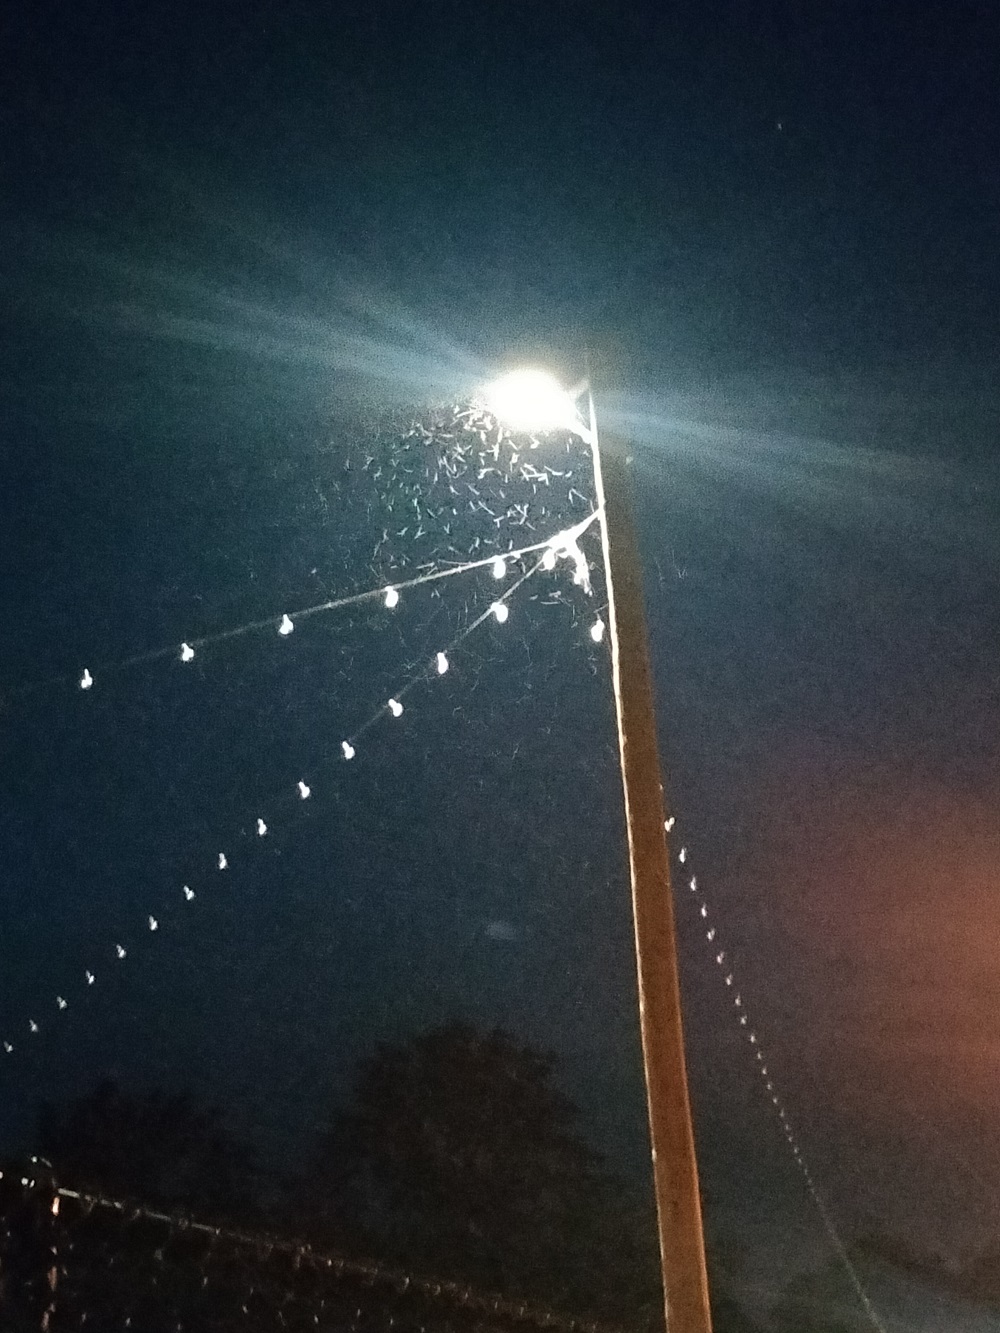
(483, 369), (581, 434)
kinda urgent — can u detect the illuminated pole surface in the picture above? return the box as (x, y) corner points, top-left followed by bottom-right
(588, 395), (713, 1333)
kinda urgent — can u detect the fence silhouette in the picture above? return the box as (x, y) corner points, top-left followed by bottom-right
(0, 1165), (630, 1333)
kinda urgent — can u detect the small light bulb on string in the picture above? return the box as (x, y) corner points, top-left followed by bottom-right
(491, 556), (506, 580)
(56, 997), (67, 1011)
(384, 587), (399, 609)
(148, 916), (158, 932)
(3, 1042), (12, 1054)
(180, 643), (195, 662)
(217, 853), (228, 871)
(115, 945), (126, 960)
(590, 618), (605, 643)
(341, 740), (355, 760)
(85, 971), (95, 985)
(436, 652), (449, 675)
(679, 847), (687, 863)
(182, 886), (195, 901)
(297, 781), (311, 800)
(490, 601), (509, 624)
(278, 614), (294, 636)
(29, 1020), (39, 1034)
(542, 548), (557, 571)
(79, 669), (93, 691)
(256, 818), (267, 836)
(388, 698), (403, 718)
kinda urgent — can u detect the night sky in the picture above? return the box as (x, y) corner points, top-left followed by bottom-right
(3, 1), (1000, 1327)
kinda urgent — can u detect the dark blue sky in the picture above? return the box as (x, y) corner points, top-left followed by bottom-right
(2, 0), (1000, 1322)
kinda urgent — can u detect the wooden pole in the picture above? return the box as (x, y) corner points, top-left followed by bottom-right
(588, 400), (713, 1333)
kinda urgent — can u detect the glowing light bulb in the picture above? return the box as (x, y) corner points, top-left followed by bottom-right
(115, 944), (127, 959)
(85, 971), (95, 985)
(384, 587), (399, 608)
(217, 853), (228, 871)
(590, 618), (605, 643)
(297, 781), (311, 800)
(483, 369), (581, 435)
(542, 548), (557, 571)
(183, 886), (195, 901)
(388, 698), (403, 718)
(490, 601), (509, 624)
(79, 668), (93, 690)
(257, 818), (267, 836)
(56, 997), (67, 1010)
(341, 740), (355, 760)
(436, 652), (449, 675)
(278, 614), (294, 636)
(491, 556), (506, 580)
(180, 642), (195, 662)
(148, 916), (158, 932)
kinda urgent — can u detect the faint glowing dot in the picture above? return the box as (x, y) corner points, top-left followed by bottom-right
(51, 1196), (60, 1216)
(491, 556), (506, 580)
(217, 853), (228, 871)
(541, 548), (557, 571)
(3, 1043), (12, 1054)
(341, 740), (355, 760)
(85, 971), (95, 985)
(679, 847), (687, 863)
(29, 1020), (39, 1034)
(278, 614), (294, 636)
(180, 642), (195, 662)
(689, 876), (697, 891)
(148, 916), (158, 932)
(590, 618), (605, 643)
(699, 904), (708, 918)
(490, 601), (509, 624)
(706, 928), (716, 941)
(735, 994), (742, 1006)
(725, 974), (733, 986)
(79, 668), (93, 690)
(256, 818), (267, 836)
(115, 944), (126, 959)
(56, 997), (67, 1010)
(297, 780), (311, 800)
(436, 652), (449, 675)
(664, 816), (675, 832)
(740, 1015), (748, 1025)
(384, 586), (399, 609)
(749, 1032), (757, 1043)
(715, 952), (725, 965)
(388, 698), (403, 718)
(183, 886), (195, 901)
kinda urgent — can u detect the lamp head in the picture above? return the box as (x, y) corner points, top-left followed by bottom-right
(483, 368), (584, 435)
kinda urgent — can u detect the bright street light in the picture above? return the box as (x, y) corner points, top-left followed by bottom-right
(482, 367), (713, 1333)
(483, 368), (587, 436)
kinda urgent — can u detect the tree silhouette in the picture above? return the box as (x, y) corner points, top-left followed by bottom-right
(36, 1079), (258, 1219)
(309, 1022), (663, 1325)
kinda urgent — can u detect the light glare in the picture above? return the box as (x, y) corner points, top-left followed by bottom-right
(484, 369), (580, 435)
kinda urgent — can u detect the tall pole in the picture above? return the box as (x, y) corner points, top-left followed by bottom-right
(588, 393), (713, 1333)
